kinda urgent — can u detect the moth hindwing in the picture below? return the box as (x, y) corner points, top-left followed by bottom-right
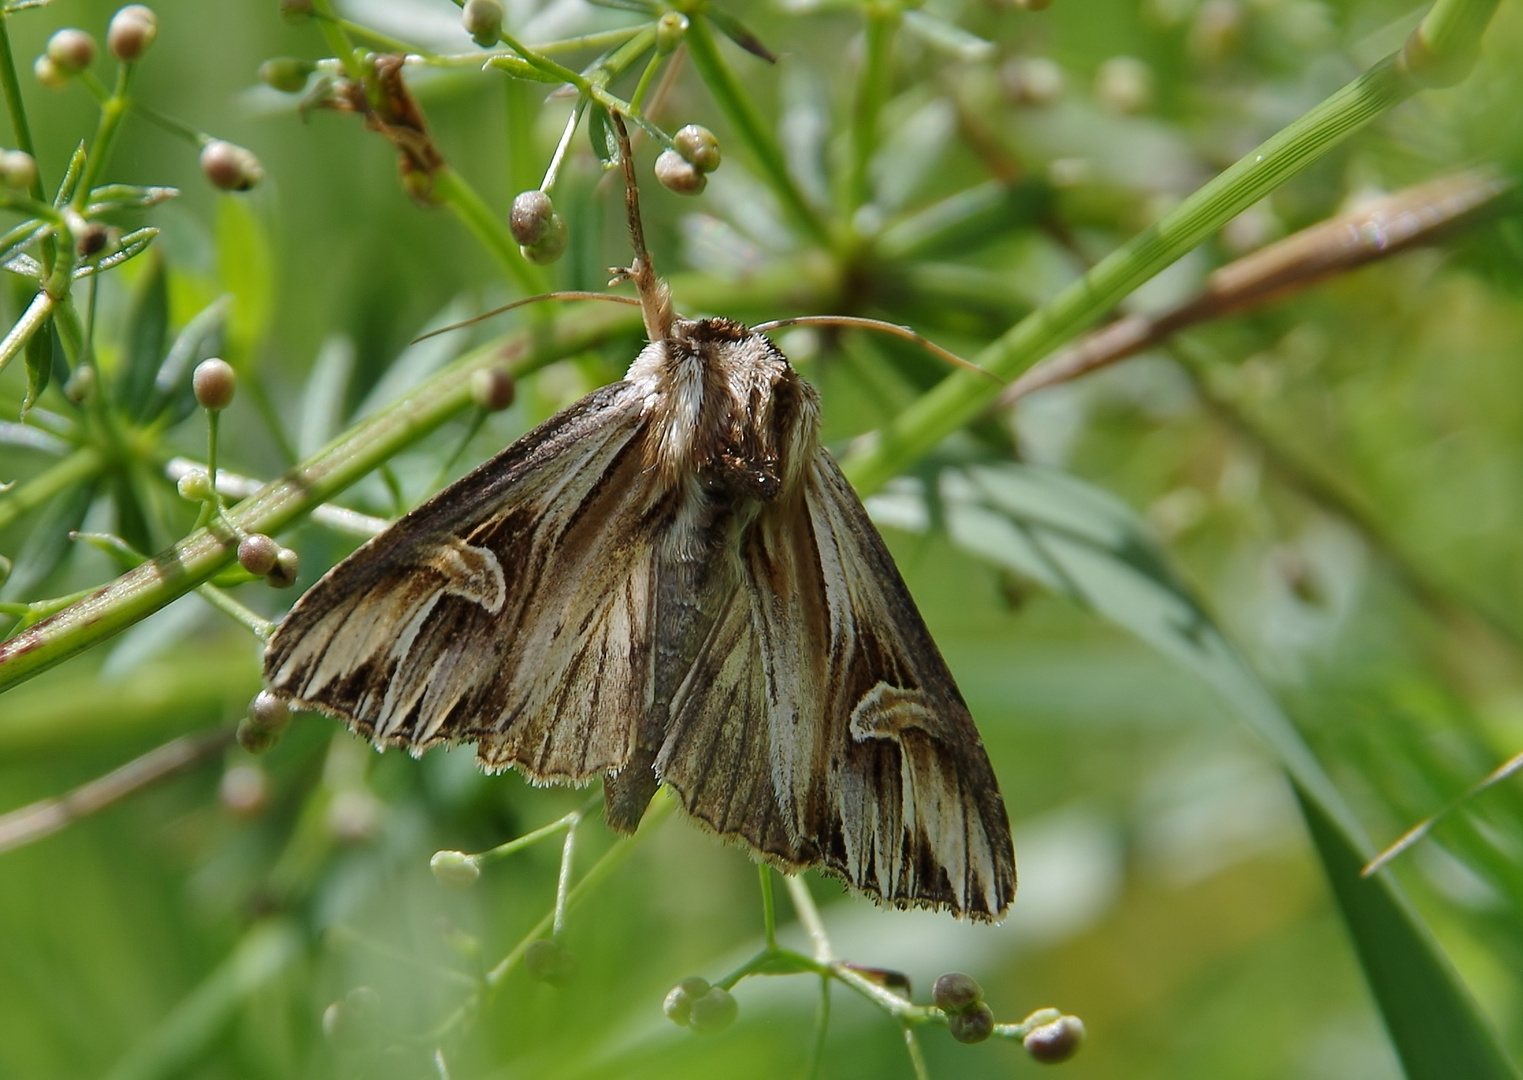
(264, 112), (1015, 919)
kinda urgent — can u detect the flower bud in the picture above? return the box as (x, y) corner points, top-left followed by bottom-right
(1095, 56), (1153, 114)
(663, 976), (711, 1026)
(279, 0), (314, 21)
(258, 57), (315, 93)
(266, 546), (300, 588)
(932, 972), (983, 1013)
(236, 716), (279, 754)
(326, 789), (381, 843)
(33, 55), (68, 90)
(655, 12), (689, 53)
(192, 357), (237, 410)
(247, 689), (291, 734)
(519, 212), (568, 265)
(1001, 56), (1064, 106)
(673, 125), (720, 173)
(654, 149), (705, 195)
(200, 140), (264, 192)
(462, 0), (504, 48)
(177, 468), (214, 502)
(219, 763), (269, 817)
(430, 849), (482, 888)
(64, 364), (96, 403)
(0, 150), (37, 191)
(509, 189), (555, 246)
(108, 6), (159, 62)
(687, 985), (738, 1034)
(524, 938), (576, 985)
(75, 222), (109, 258)
(471, 366), (515, 411)
(947, 1001), (994, 1044)
(47, 29), (96, 74)
(1023, 1014), (1085, 1063)
(237, 533), (280, 577)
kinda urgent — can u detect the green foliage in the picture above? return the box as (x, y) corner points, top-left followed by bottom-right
(0, 0), (1520, 1078)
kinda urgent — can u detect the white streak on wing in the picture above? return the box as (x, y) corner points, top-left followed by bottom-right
(373, 592), (444, 737)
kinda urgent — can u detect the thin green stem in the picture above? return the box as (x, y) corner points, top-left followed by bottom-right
(848, 2), (898, 216)
(541, 97), (589, 194)
(0, 15), (43, 202)
(539, 26), (648, 57)
(195, 584), (276, 640)
(628, 48), (666, 114)
(0, 291), (58, 383)
(680, 13), (831, 248)
(758, 864), (777, 950)
(74, 66), (133, 205)
(552, 810), (581, 936)
(128, 102), (207, 147)
(843, 52), (1421, 495)
(804, 976), (831, 1080)
(902, 1026), (930, 1080)
(431, 166), (547, 294)
(1405, 0), (1500, 85)
(308, 0), (367, 83)
(784, 874), (832, 962)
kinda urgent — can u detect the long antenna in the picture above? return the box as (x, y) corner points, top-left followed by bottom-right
(610, 111), (674, 342)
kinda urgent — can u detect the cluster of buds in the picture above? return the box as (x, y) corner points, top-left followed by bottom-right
(509, 189), (569, 265)
(655, 124), (721, 195)
(34, 6), (157, 85)
(237, 690), (291, 754)
(663, 976), (738, 1034)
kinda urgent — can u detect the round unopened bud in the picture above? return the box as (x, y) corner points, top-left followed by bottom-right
(47, 29), (96, 73)
(192, 357), (237, 410)
(654, 149), (706, 195)
(279, 0), (314, 21)
(177, 468), (214, 502)
(430, 849), (482, 888)
(64, 364), (96, 403)
(75, 222), (109, 258)
(673, 125), (720, 173)
(237, 533), (280, 576)
(0, 150), (37, 191)
(948, 1001), (994, 1044)
(326, 789), (380, 843)
(200, 140), (264, 192)
(219, 763), (269, 817)
(471, 366), (515, 411)
(656, 11), (689, 53)
(509, 189), (555, 246)
(462, 0), (504, 47)
(1094, 55), (1153, 114)
(266, 546), (299, 588)
(687, 985), (738, 1034)
(108, 6), (159, 62)
(1024, 1015), (1085, 1063)
(236, 716), (279, 753)
(663, 976), (711, 1026)
(524, 938), (576, 985)
(247, 689), (291, 734)
(1002, 56), (1064, 106)
(33, 54), (68, 89)
(933, 972), (984, 1014)
(518, 212), (568, 265)
(258, 57), (315, 93)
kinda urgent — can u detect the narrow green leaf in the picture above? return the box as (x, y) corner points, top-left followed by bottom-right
(703, 7), (778, 63)
(52, 141), (86, 208)
(215, 196), (274, 362)
(485, 56), (567, 83)
(0, 220), (47, 267)
(587, 103), (621, 168)
(115, 247), (168, 419)
(20, 315), (51, 415)
(148, 294), (230, 422)
(85, 184), (179, 214)
(73, 226), (159, 278)
(0, 479), (95, 600)
(585, 0), (657, 13)
(1299, 790), (1522, 1080)
(900, 10), (994, 61)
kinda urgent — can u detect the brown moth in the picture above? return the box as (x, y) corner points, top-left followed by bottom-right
(263, 116), (1016, 920)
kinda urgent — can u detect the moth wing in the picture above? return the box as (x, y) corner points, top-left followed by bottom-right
(657, 450), (1015, 920)
(264, 382), (657, 783)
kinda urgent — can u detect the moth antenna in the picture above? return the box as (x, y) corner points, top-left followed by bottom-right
(410, 291), (642, 344)
(750, 315), (1005, 384)
(610, 110), (674, 342)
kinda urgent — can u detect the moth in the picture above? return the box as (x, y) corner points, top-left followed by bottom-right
(263, 117), (1016, 920)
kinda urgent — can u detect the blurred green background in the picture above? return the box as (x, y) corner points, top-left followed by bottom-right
(1, 0), (1521, 1077)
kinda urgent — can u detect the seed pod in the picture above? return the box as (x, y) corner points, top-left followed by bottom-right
(654, 149), (705, 195)
(200, 140), (264, 192)
(0, 150), (38, 191)
(64, 364), (96, 403)
(247, 689), (291, 734)
(237, 533), (280, 577)
(687, 986), (738, 1034)
(932, 972), (983, 1014)
(673, 124), (720, 173)
(75, 222), (109, 258)
(258, 57), (315, 93)
(47, 29), (96, 74)
(663, 976), (711, 1026)
(947, 1002), (994, 1044)
(236, 716), (279, 754)
(509, 189), (555, 246)
(1023, 1015), (1086, 1063)
(108, 6), (159, 62)
(655, 12), (689, 54)
(519, 212), (568, 265)
(193, 357), (237, 410)
(462, 0), (504, 48)
(267, 547), (300, 589)
(177, 469), (214, 502)
(430, 850), (482, 888)
(471, 367), (515, 412)
(33, 55), (68, 90)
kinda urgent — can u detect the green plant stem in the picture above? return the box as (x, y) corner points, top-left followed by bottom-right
(0, 305), (642, 692)
(0, 290), (57, 381)
(430, 166), (546, 294)
(849, 1), (899, 215)
(843, 52), (1426, 495)
(0, 15), (42, 202)
(1405, 0), (1500, 84)
(758, 864), (777, 950)
(194, 584), (275, 639)
(680, 12), (831, 248)
(74, 66), (133, 206)
(902, 1027), (929, 1080)
(308, 0), (368, 83)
